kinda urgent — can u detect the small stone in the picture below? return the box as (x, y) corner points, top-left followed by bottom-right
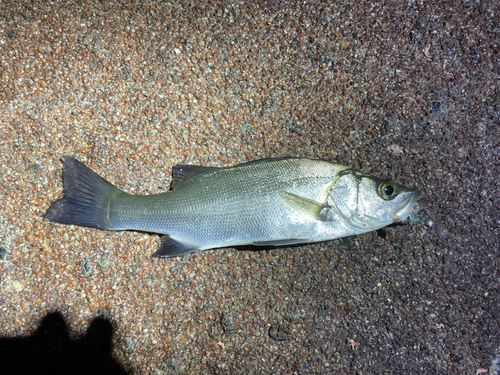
(431, 101), (442, 116)
(0, 246), (7, 261)
(83, 260), (92, 273)
(301, 361), (309, 371)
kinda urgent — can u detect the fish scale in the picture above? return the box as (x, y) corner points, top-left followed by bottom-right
(110, 159), (339, 241)
(44, 157), (432, 257)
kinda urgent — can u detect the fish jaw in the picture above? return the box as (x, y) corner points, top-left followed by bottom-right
(392, 190), (421, 223)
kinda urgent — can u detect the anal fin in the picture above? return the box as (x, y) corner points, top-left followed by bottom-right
(151, 236), (200, 258)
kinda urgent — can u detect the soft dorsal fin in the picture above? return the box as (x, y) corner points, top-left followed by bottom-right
(170, 165), (219, 190)
(278, 190), (327, 221)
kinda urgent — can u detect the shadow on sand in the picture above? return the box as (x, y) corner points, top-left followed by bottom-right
(0, 311), (128, 375)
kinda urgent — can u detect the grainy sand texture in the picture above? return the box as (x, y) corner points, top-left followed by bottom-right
(0, 0), (498, 374)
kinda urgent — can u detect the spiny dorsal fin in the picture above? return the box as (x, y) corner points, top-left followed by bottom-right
(232, 157), (291, 167)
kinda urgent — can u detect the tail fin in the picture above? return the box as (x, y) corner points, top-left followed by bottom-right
(44, 156), (124, 230)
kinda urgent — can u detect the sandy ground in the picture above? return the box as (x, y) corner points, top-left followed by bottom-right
(0, 0), (499, 374)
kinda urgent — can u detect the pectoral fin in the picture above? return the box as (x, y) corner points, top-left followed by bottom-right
(278, 190), (326, 221)
(151, 236), (200, 258)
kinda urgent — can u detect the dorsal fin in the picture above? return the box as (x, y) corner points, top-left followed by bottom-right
(170, 165), (219, 190)
(232, 157), (291, 167)
(169, 159), (292, 189)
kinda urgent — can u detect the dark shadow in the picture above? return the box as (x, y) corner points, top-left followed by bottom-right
(236, 224), (409, 253)
(235, 243), (315, 252)
(0, 311), (128, 375)
(235, 236), (360, 253)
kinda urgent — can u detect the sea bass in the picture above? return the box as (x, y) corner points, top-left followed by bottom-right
(44, 157), (432, 257)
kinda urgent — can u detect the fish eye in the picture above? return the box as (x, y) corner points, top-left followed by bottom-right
(379, 181), (397, 200)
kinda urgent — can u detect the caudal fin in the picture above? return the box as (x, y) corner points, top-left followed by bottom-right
(44, 156), (124, 230)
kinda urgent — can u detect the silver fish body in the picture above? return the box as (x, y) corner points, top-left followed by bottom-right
(44, 157), (430, 257)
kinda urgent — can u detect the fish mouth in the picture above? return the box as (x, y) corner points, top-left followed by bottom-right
(392, 191), (421, 223)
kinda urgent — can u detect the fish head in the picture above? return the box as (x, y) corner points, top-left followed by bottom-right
(327, 169), (421, 230)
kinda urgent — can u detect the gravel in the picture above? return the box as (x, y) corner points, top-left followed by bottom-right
(0, 0), (498, 373)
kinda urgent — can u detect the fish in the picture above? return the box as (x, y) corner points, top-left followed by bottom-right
(44, 156), (432, 257)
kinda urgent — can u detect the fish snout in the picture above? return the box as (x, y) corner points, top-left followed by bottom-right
(392, 190), (421, 223)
